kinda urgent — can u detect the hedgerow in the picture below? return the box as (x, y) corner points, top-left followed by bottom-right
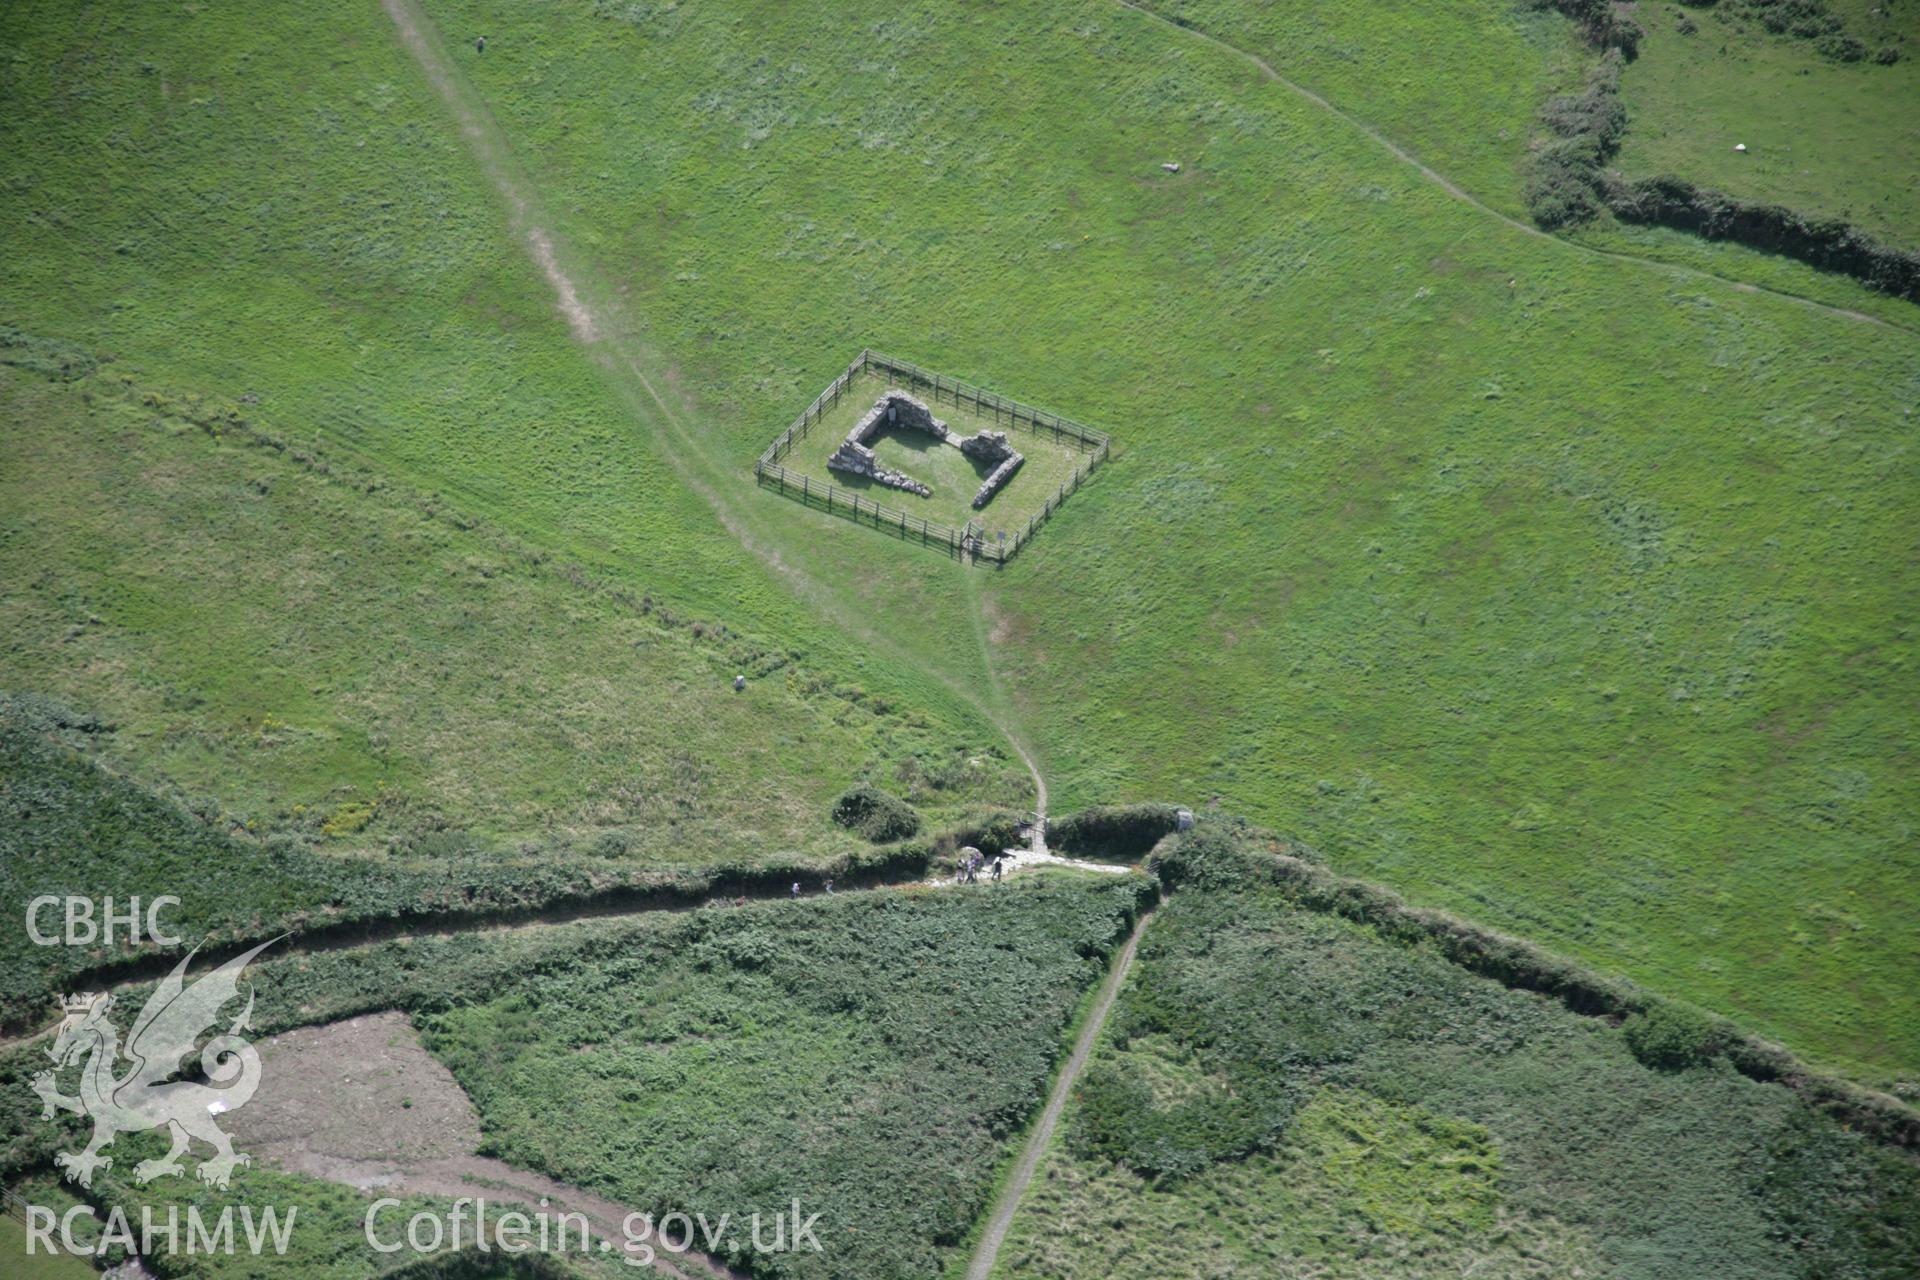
(1046, 803), (1184, 860)
(1603, 174), (1920, 300)
(0, 705), (933, 1034)
(1523, 51), (1627, 228)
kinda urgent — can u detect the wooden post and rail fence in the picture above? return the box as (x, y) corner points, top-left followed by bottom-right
(754, 349), (1112, 565)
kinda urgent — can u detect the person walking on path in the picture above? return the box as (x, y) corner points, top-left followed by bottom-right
(790, 881), (801, 900)
(991, 856), (1003, 883)
(824, 879), (835, 895)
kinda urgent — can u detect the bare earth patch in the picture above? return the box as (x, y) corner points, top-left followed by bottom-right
(227, 1010), (741, 1278)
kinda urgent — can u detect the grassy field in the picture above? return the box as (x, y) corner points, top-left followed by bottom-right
(0, 362), (1021, 856)
(0, 0), (1913, 1115)
(1615, 1), (1920, 249)
(989, 826), (1920, 1280)
(1108, 0), (1587, 217)
(779, 370), (1096, 538)
(0, 0), (1032, 869)
(0, 1212), (95, 1280)
(403, 0), (1920, 1080)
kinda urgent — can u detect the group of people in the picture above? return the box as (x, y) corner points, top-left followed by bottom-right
(955, 846), (1004, 884)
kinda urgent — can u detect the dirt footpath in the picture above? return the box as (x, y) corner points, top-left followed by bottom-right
(227, 1010), (741, 1278)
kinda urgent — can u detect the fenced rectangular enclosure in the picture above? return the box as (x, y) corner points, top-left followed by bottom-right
(755, 350), (1111, 565)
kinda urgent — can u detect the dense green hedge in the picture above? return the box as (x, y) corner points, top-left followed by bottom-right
(1523, 51), (1626, 228)
(1046, 803), (1184, 860)
(1605, 174), (1920, 300)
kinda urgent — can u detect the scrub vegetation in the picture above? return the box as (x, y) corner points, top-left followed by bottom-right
(991, 822), (1920, 1280)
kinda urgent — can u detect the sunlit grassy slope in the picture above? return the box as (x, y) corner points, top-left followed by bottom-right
(0, 0), (1028, 857)
(1616, 0), (1920, 249)
(418, 0), (1919, 1078)
(0, 367), (1020, 854)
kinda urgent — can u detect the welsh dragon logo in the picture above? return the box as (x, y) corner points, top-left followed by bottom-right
(31, 940), (277, 1190)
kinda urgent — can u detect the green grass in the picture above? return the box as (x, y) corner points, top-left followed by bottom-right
(0, 0), (1915, 1100)
(989, 828), (1920, 1280)
(1111, 0), (1588, 217)
(0, 1211), (96, 1280)
(0, 363), (1022, 856)
(779, 370), (1095, 539)
(1615, 1), (1920, 248)
(409, 0), (1920, 1080)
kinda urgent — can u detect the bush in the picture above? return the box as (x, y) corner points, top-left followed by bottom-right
(1524, 52), (1625, 229)
(1530, 0), (1642, 54)
(831, 785), (922, 842)
(1048, 802), (1184, 860)
(1622, 1002), (1730, 1069)
(1070, 1056), (1279, 1183)
(936, 808), (1026, 857)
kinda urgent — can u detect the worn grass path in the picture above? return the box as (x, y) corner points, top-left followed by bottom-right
(962, 905), (1155, 1280)
(1114, 0), (1915, 335)
(376, 0), (1052, 829)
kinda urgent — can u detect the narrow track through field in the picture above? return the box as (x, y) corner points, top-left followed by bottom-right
(963, 904), (1156, 1280)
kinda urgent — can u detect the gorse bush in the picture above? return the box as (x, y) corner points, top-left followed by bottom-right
(1623, 1001), (1732, 1069)
(831, 784), (922, 842)
(1524, 51), (1626, 229)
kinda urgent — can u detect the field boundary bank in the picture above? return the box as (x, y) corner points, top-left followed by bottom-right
(755, 350), (1111, 566)
(3, 841), (1145, 1054)
(1605, 175), (1920, 302)
(962, 902), (1157, 1280)
(1112, 0), (1916, 333)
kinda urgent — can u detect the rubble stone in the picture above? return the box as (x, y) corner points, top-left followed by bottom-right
(827, 438), (932, 497)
